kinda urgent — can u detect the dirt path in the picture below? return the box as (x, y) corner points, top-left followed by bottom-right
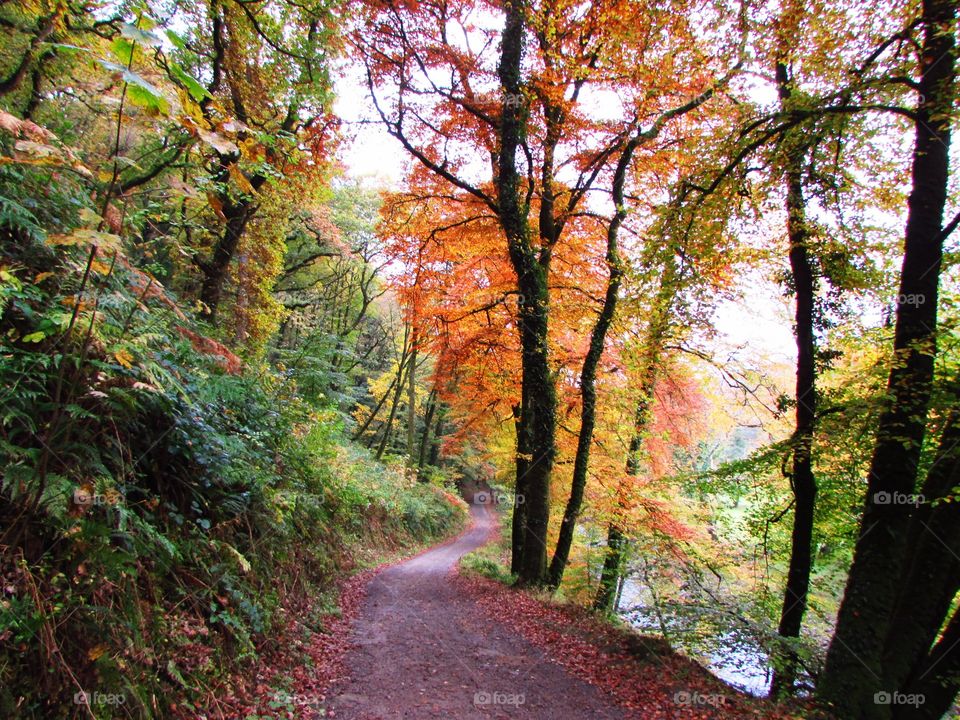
(327, 504), (626, 719)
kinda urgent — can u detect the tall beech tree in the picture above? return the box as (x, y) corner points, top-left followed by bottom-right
(591, 163), (742, 610)
(768, 52), (820, 699)
(356, 0), (742, 584)
(818, 0), (959, 715)
(545, 74), (738, 589)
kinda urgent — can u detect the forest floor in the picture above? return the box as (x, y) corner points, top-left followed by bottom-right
(318, 504), (801, 720)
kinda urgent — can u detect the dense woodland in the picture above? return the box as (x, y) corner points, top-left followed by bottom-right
(0, 0), (958, 718)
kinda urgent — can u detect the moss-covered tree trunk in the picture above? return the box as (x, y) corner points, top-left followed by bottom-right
(498, 1), (556, 586)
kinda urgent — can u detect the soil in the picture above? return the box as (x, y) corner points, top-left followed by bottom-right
(327, 504), (625, 719)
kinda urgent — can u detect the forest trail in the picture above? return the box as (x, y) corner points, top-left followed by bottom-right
(327, 504), (625, 719)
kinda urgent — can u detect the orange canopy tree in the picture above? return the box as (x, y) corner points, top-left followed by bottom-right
(356, 0), (744, 584)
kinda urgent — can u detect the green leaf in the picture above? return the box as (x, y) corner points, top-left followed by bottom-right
(170, 63), (211, 102)
(165, 660), (190, 688)
(21, 331), (45, 343)
(126, 83), (169, 114)
(120, 23), (162, 48)
(96, 59), (163, 99)
(165, 29), (188, 52)
(110, 37), (135, 65)
(45, 43), (91, 54)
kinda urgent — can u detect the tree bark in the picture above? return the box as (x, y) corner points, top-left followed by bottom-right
(594, 523), (627, 612)
(892, 605), (960, 720)
(498, 2), (556, 586)
(376, 327), (412, 460)
(0, 10), (57, 98)
(511, 402), (528, 575)
(428, 411), (443, 466)
(417, 388), (437, 473)
(197, 165), (266, 319)
(406, 327), (418, 466)
(198, 198), (253, 318)
(818, 1), (956, 715)
(881, 397), (960, 698)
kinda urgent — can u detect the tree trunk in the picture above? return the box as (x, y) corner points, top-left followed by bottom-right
(818, 1), (956, 715)
(198, 197), (253, 319)
(376, 327), (412, 460)
(406, 328), (418, 466)
(417, 389), (438, 473)
(594, 523), (627, 612)
(498, 2), (556, 586)
(511, 402), (528, 575)
(769, 60), (819, 699)
(0, 10), (57, 98)
(198, 157), (268, 322)
(547, 134), (637, 590)
(893, 605), (960, 720)
(352, 371), (401, 442)
(881, 397), (960, 697)
(512, 268), (555, 585)
(428, 411), (444, 467)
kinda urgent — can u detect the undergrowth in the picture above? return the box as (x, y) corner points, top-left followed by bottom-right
(0, 159), (467, 718)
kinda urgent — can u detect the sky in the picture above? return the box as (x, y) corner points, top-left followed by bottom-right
(334, 64), (407, 187)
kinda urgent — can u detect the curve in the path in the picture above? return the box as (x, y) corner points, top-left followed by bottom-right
(328, 504), (628, 719)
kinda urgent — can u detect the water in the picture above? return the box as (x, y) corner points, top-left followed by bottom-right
(618, 579), (773, 696)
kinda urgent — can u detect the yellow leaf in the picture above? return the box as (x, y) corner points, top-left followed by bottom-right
(222, 543), (252, 574)
(88, 644), (107, 661)
(227, 163), (256, 195)
(206, 192), (226, 221)
(78, 208), (101, 227)
(113, 349), (134, 368)
(34, 272), (54, 283)
(47, 228), (122, 252)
